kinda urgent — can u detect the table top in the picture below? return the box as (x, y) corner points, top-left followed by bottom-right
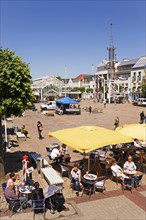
(19, 185), (35, 194)
(66, 109), (80, 112)
(124, 170), (137, 175)
(124, 170), (143, 176)
(83, 174), (97, 181)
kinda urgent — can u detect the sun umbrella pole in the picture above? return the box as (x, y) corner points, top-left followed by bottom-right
(88, 152), (90, 172)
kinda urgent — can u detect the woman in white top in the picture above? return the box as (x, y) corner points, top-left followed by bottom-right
(111, 158), (127, 179)
(123, 156), (137, 171)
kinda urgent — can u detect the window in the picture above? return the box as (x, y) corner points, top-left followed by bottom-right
(133, 72), (136, 81)
(138, 72), (141, 81)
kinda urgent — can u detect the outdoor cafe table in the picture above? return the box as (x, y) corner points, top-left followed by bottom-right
(83, 173), (97, 181)
(123, 170), (143, 176)
(19, 185), (35, 201)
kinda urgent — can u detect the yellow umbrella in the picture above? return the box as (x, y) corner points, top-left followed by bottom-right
(49, 126), (132, 153)
(49, 126), (132, 171)
(116, 124), (146, 141)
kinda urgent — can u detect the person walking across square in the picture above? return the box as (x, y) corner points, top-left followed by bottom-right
(114, 116), (119, 130)
(37, 121), (43, 139)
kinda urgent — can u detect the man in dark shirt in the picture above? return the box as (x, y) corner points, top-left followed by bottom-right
(31, 182), (44, 200)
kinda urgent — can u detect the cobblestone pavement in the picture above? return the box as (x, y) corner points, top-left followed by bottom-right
(0, 100), (146, 219)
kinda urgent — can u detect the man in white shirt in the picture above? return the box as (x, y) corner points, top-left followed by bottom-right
(50, 146), (61, 163)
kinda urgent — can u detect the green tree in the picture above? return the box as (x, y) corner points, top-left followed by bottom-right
(141, 83), (146, 97)
(78, 87), (85, 93)
(56, 76), (62, 81)
(0, 48), (34, 176)
(72, 87), (85, 93)
(86, 88), (93, 93)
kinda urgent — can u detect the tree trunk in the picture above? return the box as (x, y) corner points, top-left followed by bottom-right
(0, 117), (5, 177)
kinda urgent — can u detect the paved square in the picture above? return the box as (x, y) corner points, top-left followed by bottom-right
(76, 195), (146, 220)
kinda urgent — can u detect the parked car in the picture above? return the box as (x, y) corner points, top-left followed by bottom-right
(40, 101), (56, 110)
(137, 98), (146, 106)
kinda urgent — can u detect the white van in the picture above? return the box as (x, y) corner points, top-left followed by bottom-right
(40, 101), (56, 110)
(137, 98), (146, 106)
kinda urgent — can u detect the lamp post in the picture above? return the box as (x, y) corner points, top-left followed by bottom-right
(92, 64), (96, 99)
(4, 116), (8, 149)
(108, 79), (111, 104)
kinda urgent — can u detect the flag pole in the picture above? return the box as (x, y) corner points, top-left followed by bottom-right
(65, 65), (67, 97)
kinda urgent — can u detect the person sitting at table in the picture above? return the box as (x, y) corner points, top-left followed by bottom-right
(60, 144), (70, 163)
(60, 144), (68, 156)
(4, 182), (27, 207)
(70, 164), (81, 196)
(50, 145), (62, 163)
(133, 139), (142, 148)
(111, 158), (128, 179)
(31, 182), (44, 200)
(14, 174), (23, 194)
(123, 155), (137, 171)
(7, 172), (16, 188)
(15, 174), (22, 187)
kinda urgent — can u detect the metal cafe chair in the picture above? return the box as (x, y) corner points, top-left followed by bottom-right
(60, 164), (70, 177)
(4, 197), (25, 217)
(94, 176), (107, 193)
(134, 174), (143, 188)
(1, 182), (7, 203)
(1, 182), (9, 211)
(111, 171), (122, 185)
(121, 177), (134, 193)
(32, 199), (46, 219)
(81, 179), (95, 199)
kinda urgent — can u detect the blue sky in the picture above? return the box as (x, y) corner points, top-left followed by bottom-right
(1, 0), (145, 79)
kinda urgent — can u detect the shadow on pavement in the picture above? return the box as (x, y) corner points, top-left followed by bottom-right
(4, 151), (37, 174)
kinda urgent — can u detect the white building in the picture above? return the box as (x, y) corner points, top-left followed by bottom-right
(130, 56), (146, 95)
(31, 75), (64, 101)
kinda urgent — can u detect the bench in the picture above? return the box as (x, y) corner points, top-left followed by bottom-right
(6, 118), (13, 122)
(15, 132), (26, 141)
(92, 108), (103, 113)
(45, 112), (54, 117)
(41, 167), (64, 187)
(30, 153), (49, 167)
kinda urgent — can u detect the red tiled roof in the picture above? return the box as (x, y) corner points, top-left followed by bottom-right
(75, 74), (90, 81)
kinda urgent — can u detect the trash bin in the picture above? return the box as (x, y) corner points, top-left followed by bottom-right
(37, 157), (43, 173)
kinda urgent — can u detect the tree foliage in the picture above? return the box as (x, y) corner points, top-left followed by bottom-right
(141, 83), (146, 97)
(56, 76), (62, 81)
(0, 48), (34, 117)
(86, 88), (93, 93)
